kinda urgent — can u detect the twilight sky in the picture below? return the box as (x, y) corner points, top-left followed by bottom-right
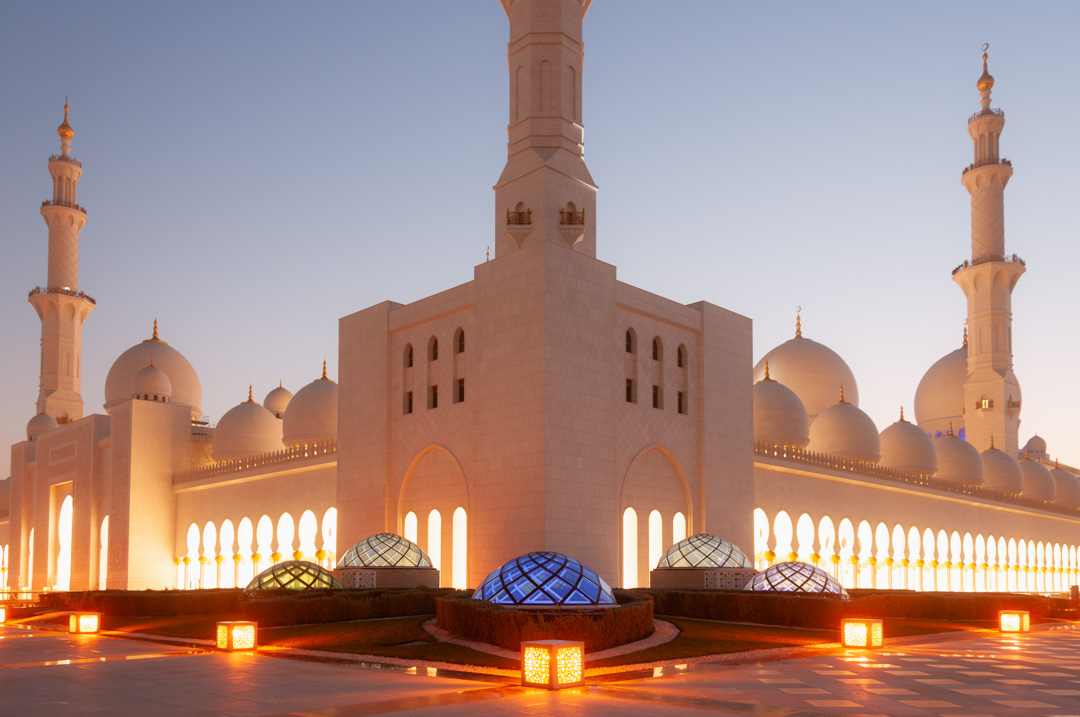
(1, 1), (1078, 465)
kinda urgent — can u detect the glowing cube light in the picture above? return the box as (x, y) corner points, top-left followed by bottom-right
(69, 612), (101, 634)
(521, 639), (584, 689)
(216, 621), (257, 651)
(841, 618), (884, 648)
(0, 606), (6, 623)
(999, 610), (1030, 633)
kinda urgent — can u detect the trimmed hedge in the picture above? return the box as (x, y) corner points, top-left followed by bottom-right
(36, 589), (245, 617)
(242, 588), (469, 628)
(844, 590), (1076, 621)
(436, 589), (653, 652)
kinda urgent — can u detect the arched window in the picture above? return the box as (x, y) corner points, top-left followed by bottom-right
(622, 507), (638, 588)
(56, 495), (73, 592)
(456, 329), (465, 354)
(452, 507), (467, 589)
(404, 344), (413, 368)
(298, 510), (318, 560)
(672, 512), (686, 544)
(652, 337), (661, 362)
(648, 510), (663, 574)
(428, 510), (442, 573)
(219, 519), (235, 588)
(404, 511), (418, 543)
(677, 345), (686, 368)
(321, 508), (337, 565)
(429, 337), (439, 361)
(98, 516), (109, 590)
(276, 513), (295, 561)
(625, 330), (634, 354)
(202, 521), (218, 589)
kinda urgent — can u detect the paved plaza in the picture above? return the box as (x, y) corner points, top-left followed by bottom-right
(2, 624), (1080, 716)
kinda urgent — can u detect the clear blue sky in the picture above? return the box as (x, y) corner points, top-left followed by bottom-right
(2, 2), (1078, 464)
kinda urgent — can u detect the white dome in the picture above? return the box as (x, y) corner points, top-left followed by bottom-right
(282, 364), (338, 446)
(879, 412), (937, 473)
(1018, 459), (1056, 502)
(131, 361), (172, 400)
(105, 322), (201, 418)
(754, 332), (858, 422)
(1051, 468), (1080, 508)
(753, 370), (810, 447)
(807, 395), (880, 462)
(263, 383), (293, 418)
(1022, 434), (1048, 460)
(934, 432), (984, 486)
(26, 413), (58, 441)
(914, 346), (966, 437)
(212, 390), (283, 460)
(981, 447), (1023, 493)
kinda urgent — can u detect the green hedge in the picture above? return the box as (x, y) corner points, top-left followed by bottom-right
(643, 589), (845, 629)
(435, 590), (653, 652)
(844, 590), (1075, 621)
(242, 588), (469, 628)
(36, 589), (245, 617)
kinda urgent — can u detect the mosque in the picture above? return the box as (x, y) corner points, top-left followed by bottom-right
(1, 1), (1078, 598)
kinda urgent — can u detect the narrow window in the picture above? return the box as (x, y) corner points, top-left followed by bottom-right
(457, 331), (465, 354)
(625, 331), (632, 353)
(456, 378), (465, 403)
(431, 339), (439, 361)
(405, 345), (414, 368)
(652, 339), (659, 361)
(626, 379), (634, 403)
(678, 391), (686, 415)
(405, 391), (413, 414)
(677, 346), (685, 368)
(652, 385), (660, 408)
(430, 385), (438, 409)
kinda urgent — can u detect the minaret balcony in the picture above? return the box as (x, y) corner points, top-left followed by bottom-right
(967, 107), (1004, 124)
(962, 158), (1011, 176)
(952, 253), (1025, 276)
(48, 154), (82, 168)
(507, 209), (532, 225)
(41, 199), (87, 215)
(559, 209), (585, 225)
(28, 286), (96, 305)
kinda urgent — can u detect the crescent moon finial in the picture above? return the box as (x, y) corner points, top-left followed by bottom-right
(982, 42), (989, 53)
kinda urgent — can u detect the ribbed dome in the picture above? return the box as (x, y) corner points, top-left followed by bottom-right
(754, 329), (858, 422)
(1051, 468), (1080, 508)
(879, 411), (937, 473)
(1018, 459), (1056, 502)
(26, 413), (58, 441)
(282, 363), (337, 446)
(263, 383), (293, 418)
(914, 346), (966, 438)
(981, 447), (1023, 493)
(656, 534), (752, 569)
(212, 390), (284, 460)
(131, 362), (172, 400)
(753, 368), (810, 447)
(934, 432), (984, 486)
(744, 561), (848, 597)
(105, 322), (202, 419)
(807, 392), (880, 462)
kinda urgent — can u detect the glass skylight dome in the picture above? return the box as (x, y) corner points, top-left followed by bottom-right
(744, 561), (848, 598)
(655, 533), (752, 569)
(337, 532), (432, 568)
(246, 560), (343, 591)
(474, 552), (616, 608)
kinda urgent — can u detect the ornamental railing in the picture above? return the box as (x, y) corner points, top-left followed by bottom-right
(28, 286), (97, 305)
(952, 253), (1025, 275)
(173, 439), (337, 485)
(559, 208), (585, 225)
(48, 154), (82, 168)
(507, 209), (532, 225)
(754, 440), (1080, 518)
(968, 107), (1004, 123)
(41, 199), (87, 215)
(962, 158), (1011, 176)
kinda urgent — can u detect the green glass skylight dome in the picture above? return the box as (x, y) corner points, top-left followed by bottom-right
(474, 552), (616, 608)
(656, 533), (752, 569)
(744, 561), (848, 598)
(246, 560), (343, 591)
(337, 532), (433, 568)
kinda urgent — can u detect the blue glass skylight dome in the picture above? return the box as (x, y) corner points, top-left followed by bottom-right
(656, 533), (752, 569)
(337, 532), (432, 568)
(744, 561), (848, 598)
(245, 560), (343, 591)
(474, 552), (616, 608)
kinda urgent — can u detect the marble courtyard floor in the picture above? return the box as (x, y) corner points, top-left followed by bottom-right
(2, 623), (1080, 716)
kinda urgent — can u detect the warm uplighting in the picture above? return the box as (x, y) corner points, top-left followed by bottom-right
(0, 606), (6, 623)
(69, 612), (100, 634)
(999, 610), (1030, 633)
(841, 618), (883, 648)
(216, 621), (257, 650)
(521, 640), (584, 689)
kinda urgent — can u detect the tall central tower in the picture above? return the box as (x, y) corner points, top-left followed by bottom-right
(28, 102), (95, 425)
(494, 0), (598, 258)
(952, 50), (1023, 455)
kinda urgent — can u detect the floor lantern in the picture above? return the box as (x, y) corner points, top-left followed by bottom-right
(998, 610), (1030, 633)
(521, 639), (584, 689)
(216, 621), (258, 651)
(69, 612), (101, 634)
(841, 618), (883, 648)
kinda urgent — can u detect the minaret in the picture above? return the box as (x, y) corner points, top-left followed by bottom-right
(28, 100), (95, 424)
(494, 0), (598, 258)
(952, 47), (1023, 455)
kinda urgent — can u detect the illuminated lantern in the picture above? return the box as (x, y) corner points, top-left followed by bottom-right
(69, 612), (101, 634)
(0, 606), (6, 623)
(521, 639), (584, 689)
(998, 610), (1030, 633)
(216, 621), (257, 650)
(841, 618), (883, 648)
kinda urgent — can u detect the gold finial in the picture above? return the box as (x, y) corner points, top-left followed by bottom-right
(152, 318), (158, 340)
(149, 357), (155, 367)
(795, 306), (803, 339)
(246, 385), (255, 403)
(486, 245), (490, 262)
(758, 360), (775, 383)
(144, 318), (167, 344)
(57, 97), (74, 140)
(1023, 447), (1030, 461)
(962, 326), (968, 348)
(947, 421), (954, 437)
(320, 360), (329, 381)
(977, 43), (994, 93)
(989, 434), (996, 450)
(279, 379), (283, 388)
(897, 405), (907, 423)
(837, 384), (847, 404)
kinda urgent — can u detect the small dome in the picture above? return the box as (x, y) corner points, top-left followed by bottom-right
(807, 391), (880, 462)
(935, 431), (984, 486)
(656, 534), (752, 569)
(337, 533), (432, 568)
(131, 361), (172, 400)
(753, 366), (810, 447)
(879, 410), (937, 473)
(1051, 468), (1080, 508)
(1018, 459), (1056, 502)
(105, 321), (202, 419)
(26, 413), (58, 441)
(282, 362), (337, 446)
(914, 346), (966, 438)
(1023, 435), (1047, 459)
(754, 328), (859, 422)
(212, 389), (283, 461)
(245, 560), (342, 591)
(474, 552), (616, 608)
(744, 561), (848, 598)
(981, 446), (1023, 493)
(263, 383), (293, 419)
